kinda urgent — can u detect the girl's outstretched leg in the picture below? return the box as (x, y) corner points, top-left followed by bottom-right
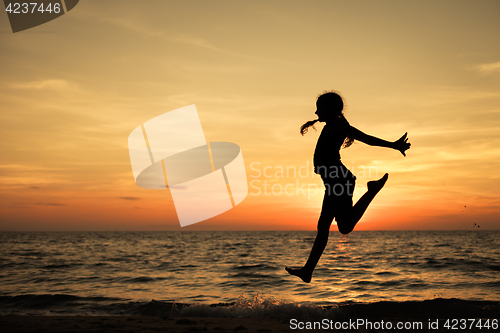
(285, 214), (333, 283)
(285, 189), (337, 283)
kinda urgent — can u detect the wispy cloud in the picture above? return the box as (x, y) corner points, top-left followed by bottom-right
(0, 164), (66, 171)
(35, 202), (66, 207)
(10, 79), (73, 90)
(99, 16), (165, 37)
(119, 197), (141, 201)
(95, 14), (286, 64)
(478, 61), (500, 74)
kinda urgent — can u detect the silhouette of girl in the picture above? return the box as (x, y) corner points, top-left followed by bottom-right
(286, 91), (411, 283)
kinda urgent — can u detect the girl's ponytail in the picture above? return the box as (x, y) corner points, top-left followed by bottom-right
(300, 119), (319, 136)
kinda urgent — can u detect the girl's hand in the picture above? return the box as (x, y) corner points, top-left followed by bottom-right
(394, 133), (411, 156)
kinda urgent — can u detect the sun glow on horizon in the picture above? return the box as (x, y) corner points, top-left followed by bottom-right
(1, 1), (499, 231)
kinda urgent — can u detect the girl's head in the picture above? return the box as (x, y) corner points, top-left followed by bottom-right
(300, 91), (346, 135)
(315, 92), (344, 121)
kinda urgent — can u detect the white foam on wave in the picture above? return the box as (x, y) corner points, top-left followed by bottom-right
(178, 294), (342, 319)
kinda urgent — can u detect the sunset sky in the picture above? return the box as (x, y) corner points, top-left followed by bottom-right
(1, 0), (499, 231)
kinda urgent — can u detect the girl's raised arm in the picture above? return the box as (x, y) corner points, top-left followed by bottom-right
(349, 126), (411, 156)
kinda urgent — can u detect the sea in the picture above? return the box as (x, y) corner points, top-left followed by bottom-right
(0, 231), (499, 316)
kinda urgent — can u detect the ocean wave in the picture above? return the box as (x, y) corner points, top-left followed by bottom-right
(132, 297), (500, 319)
(233, 264), (275, 271)
(1, 293), (499, 318)
(138, 294), (342, 319)
(42, 263), (84, 269)
(374, 271), (399, 276)
(0, 294), (130, 316)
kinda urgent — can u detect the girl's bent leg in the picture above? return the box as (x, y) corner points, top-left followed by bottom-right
(336, 173), (388, 234)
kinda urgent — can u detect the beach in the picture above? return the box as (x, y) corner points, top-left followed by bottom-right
(1, 298), (499, 332)
(0, 315), (290, 333)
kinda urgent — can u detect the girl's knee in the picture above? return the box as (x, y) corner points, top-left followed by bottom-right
(336, 217), (354, 235)
(337, 225), (353, 235)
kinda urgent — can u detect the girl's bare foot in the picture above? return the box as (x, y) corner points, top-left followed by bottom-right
(285, 267), (312, 283)
(367, 173), (388, 194)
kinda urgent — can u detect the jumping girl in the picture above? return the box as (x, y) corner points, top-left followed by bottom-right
(286, 92), (411, 283)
